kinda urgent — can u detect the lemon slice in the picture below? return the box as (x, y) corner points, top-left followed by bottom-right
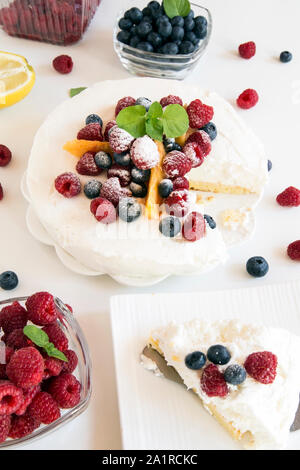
(0, 51), (35, 108)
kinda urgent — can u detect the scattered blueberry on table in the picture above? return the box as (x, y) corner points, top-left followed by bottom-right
(246, 256), (269, 278)
(279, 51), (293, 63)
(0, 271), (19, 290)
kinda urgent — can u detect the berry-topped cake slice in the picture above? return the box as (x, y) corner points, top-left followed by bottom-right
(143, 319), (300, 450)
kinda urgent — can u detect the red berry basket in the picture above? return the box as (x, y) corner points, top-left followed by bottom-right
(0, 0), (101, 45)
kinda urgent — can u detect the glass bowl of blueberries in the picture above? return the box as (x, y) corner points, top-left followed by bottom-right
(114, 1), (212, 80)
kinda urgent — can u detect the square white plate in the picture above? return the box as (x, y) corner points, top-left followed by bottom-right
(110, 281), (300, 450)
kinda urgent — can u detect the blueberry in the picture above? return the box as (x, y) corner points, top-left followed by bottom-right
(119, 17), (132, 31)
(280, 51), (292, 63)
(135, 97), (152, 111)
(0, 271), (18, 290)
(137, 21), (152, 38)
(137, 41), (154, 52)
(184, 31), (199, 46)
(156, 15), (169, 26)
(147, 1), (160, 10)
(158, 179), (173, 198)
(142, 15), (153, 24)
(179, 41), (195, 54)
(204, 214), (216, 229)
(171, 26), (184, 42)
(194, 16), (207, 29)
(84, 180), (102, 199)
(131, 167), (151, 184)
(163, 137), (174, 148)
(207, 345), (231, 365)
(184, 17), (195, 31)
(267, 159), (272, 172)
(201, 122), (217, 140)
(94, 151), (112, 169)
(85, 114), (103, 127)
(113, 151), (131, 166)
(165, 141), (182, 152)
(118, 197), (142, 223)
(117, 30), (131, 45)
(129, 182), (147, 198)
(128, 7), (143, 24)
(185, 351), (206, 370)
(246, 256), (269, 278)
(224, 364), (247, 385)
(142, 6), (152, 17)
(186, 10), (195, 19)
(124, 9), (131, 19)
(157, 21), (172, 38)
(147, 31), (163, 49)
(171, 16), (184, 27)
(130, 35), (140, 48)
(159, 216), (181, 237)
(194, 24), (207, 39)
(162, 42), (179, 55)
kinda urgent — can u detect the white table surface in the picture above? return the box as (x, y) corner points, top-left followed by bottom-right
(0, 0), (299, 450)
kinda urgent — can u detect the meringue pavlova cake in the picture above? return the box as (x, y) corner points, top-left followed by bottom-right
(26, 78), (268, 283)
(144, 319), (300, 450)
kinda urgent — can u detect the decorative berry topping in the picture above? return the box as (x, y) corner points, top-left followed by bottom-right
(158, 179), (173, 198)
(130, 135), (160, 170)
(287, 240), (300, 261)
(0, 183), (3, 201)
(0, 271), (19, 291)
(201, 122), (217, 140)
(55, 172), (81, 198)
(246, 256), (269, 277)
(204, 214), (217, 229)
(0, 381), (24, 414)
(173, 176), (189, 191)
(118, 198), (142, 223)
(6, 329), (32, 350)
(28, 391), (60, 424)
(186, 130), (212, 157)
(8, 413), (39, 439)
(165, 190), (190, 218)
(104, 120), (117, 141)
(267, 160), (272, 172)
(113, 151), (131, 167)
(26, 292), (58, 326)
(83, 180), (102, 199)
(7, 347), (44, 389)
(131, 167), (151, 184)
(163, 138), (182, 153)
(135, 97), (152, 110)
(237, 89), (259, 109)
(94, 151), (112, 170)
(52, 55), (73, 74)
(280, 51), (293, 63)
(159, 216), (181, 238)
(108, 164), (131, 187)
(90, 197), (117, 224)
(76, 152), (101, 176)
(0, 347), (13, 379)
(129, 182), (147, 198)
(224, 364), (247, 385)
(0, 301), (27, 334)
(0, 415), (11, 443)
(238, 41), (256, 59)
(15, 385), (40, 416)
(163, 151), (192, 179)
(183, 142), (205, 168)
(160, 95), (183, 107)
(77, 123), (103, 141)
(109, 126), (134, 153)
(42, 324), (68, 352)
(0, 144), (12, 167)
(48, 373), (81, 409)
(115, 96), (136, 117)
(182, 211), (206, 242)
(185, 351), (206, 370)
(61, 350), (78, 374)
(244, 351), (277, 384)
(100, 177), (123, 207)
(85, 114), (103, 127)
(207, 345), (231, 365)
(187, 99), (214, 129)
(43, 357), (63, 380)
(276, 186), (300, 207)
(201, 364), (229, 397)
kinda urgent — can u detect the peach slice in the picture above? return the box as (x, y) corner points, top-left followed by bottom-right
(63, 140), (112, 158)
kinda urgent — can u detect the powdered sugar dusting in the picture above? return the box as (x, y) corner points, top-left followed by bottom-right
(183, 142), (204, 168)
(100, 177), (123, 207)
(130, 136), (159, 170)
(109, 126), (134, 153)
(108, 164), (131, 187)
(163, 151), (192, 178)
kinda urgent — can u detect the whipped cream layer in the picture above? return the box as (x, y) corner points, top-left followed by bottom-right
(149, 319), (300, 450)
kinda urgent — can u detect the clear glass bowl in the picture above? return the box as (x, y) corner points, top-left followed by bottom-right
(0, 295), (92, 448)
(113, 1), (212, 80)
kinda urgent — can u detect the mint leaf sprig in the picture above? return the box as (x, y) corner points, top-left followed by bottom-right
(69, 87), (87, 98)
(116, 102), (189, 141)
(23, 325), (68, 362)
(163, 0), (191, 19)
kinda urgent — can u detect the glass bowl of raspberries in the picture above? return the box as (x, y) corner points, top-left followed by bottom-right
(114, 1), (212, 80)
(0, 292), (91, 447)
(0, 0), (101, 45)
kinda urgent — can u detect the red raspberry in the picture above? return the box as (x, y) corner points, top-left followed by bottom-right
(28, 391), (60, 424)
(183, 142), (205, 168)
(26, 292), (58, 326)
(48, 373), (81, 409)
(42, 324), (68, 352)
(186, 130), (212, 157)
(7, 347), (44, 389)
(0, 183), (3, 201)
(130, 135), (159, 170)
(239, 41), (256, 59)
(61, 350), (78, 374)
(100, 177), (123, 207)
(43, 357), (63, 380)
(8, 413), (40, 439)
(77, 123), (103, 141)
(109, 126), (134, 153)
(0, 380), (24, 414)
(76, 152), (101, 176)
(15, 385), (40, 416)
(107, 164), (131, 187)
(0, 301), (27, 335)
(163, 151), (192, 179)
(90, 197), (117, 224)
(276, 186), (300, 207)
(52, 55), (73, 74)
(201, 364), (229, 397)
(187, 99), (214, 129)
(0, 144), (12, 167)
(165, 190), (190, 218)
(0, 415), (11, 443)
(55, 172), (81, 198)
(6, 329), (32, 350)
(173, 176), (189, 191)
(104, 120), (117, 141)
(160, 95), (183, 107)
(182, 211), (206, 242)
(0, 347), (14, 380)
(237, 88), (259, 109)
(244, 351), (277, 384)
(287, 240), (300, 261)
(115, 96), (135, 117)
